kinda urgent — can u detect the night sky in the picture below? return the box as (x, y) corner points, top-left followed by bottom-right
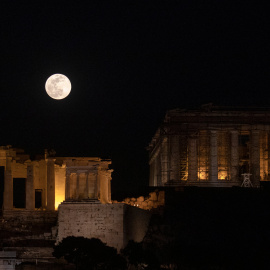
(1, 1), (270, 195)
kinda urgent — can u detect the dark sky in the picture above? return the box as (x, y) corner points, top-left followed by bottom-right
(1, 1), (270, 195)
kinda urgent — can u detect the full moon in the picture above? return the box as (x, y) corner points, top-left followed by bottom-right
(45, 74), (71, 100)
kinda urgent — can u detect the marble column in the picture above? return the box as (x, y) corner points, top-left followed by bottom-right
(160, 137), (169, 185)
(156, 152), (162, 186)
(97, 172), (100, 199)
(188, 137), (197, 182)
(26, 164), (35, 210)
(46, 158), (55, 210)
(251, 130), (260, 187)
(108, 174), (112, 202)
(94, 171), (99, 198)
(149, 160), (155, 186)
(153, 154), (160, 186)
(65, 171), (71, 200)
(209, 131), (218, 182)
(230, 130), (239, 183)
(3, 157), (13, 210)
(170, 135), (180, 181)
(87, 172), (97, 198)
(99, 171), (109, 204)
(83, 172), (88, 198)
(85, 172), (89, 198)
(260, 131), (268, 180)
(76, 173), (80, 199)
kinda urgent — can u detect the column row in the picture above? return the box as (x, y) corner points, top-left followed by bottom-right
(65, 171), (98, 200)
(3, 157), (56, 211)
(187, 130), (261, 185)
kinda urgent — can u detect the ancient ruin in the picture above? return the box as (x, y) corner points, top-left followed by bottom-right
(112, 190), (165, 211)
(0, 146), (112, 215)
(148, 104), (270, 187)
(0, 146), (151, 252)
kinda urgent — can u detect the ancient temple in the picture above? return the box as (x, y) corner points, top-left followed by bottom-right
(0, 146), (112, 213)
(0, 146), (150, 251)
(148, 105), (270, 187)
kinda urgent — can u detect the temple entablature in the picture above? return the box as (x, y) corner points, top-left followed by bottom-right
(148, 106), (270, 188)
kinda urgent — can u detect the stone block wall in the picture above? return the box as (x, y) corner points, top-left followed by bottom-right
(124, 204), (152, 244)
(0, 210), (58, 243)
(2, 210), (57, 224)
(57, 201), (151, 251)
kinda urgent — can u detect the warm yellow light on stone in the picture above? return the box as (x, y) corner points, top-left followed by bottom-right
(219, 172), (228, 180)
(55, 196), (64, 210)
(45, 74), (71, 100)
(55, 190), (65, 210)
(198, 171), (207, 180)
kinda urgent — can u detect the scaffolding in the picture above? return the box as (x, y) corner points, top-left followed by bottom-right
(241, 173), (252, 187)
(179, 135), (188, 181)
(218, 131), (229, 180)
(148, 106), (270, 187)
(197, 130), (209, 180)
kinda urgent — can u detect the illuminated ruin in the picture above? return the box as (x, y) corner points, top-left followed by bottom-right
(148, 105), (270, 187)
(0, 146), (151, 250)
(0, 146), (112, 214)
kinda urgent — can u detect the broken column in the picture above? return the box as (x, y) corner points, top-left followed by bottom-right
(46, 158), (55, 210)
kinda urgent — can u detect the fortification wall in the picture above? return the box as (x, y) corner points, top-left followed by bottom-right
(124, 204), (152, 244)
(57, 202), (151, 251)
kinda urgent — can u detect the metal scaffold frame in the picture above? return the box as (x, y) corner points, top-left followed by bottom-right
(241, 173), (253, 187)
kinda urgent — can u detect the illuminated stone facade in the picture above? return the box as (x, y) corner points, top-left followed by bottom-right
(0, 146), (151, 251)
(148, 105), (270, 187)
(57, 202), (151, 251)
(0, 146), (112, 214)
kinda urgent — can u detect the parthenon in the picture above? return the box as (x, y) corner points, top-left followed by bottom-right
(148, 104), (270, 187)
(0, 146), (112, 213)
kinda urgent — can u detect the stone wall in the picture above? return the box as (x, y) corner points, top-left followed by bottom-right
(3, 247), (56, 263)
(0, 211), (58, 248)
(113, 190), (165, 210)
(57, 201), (151, 251)
(124, 204), (152, 244)
(2, 210), (57, 224)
